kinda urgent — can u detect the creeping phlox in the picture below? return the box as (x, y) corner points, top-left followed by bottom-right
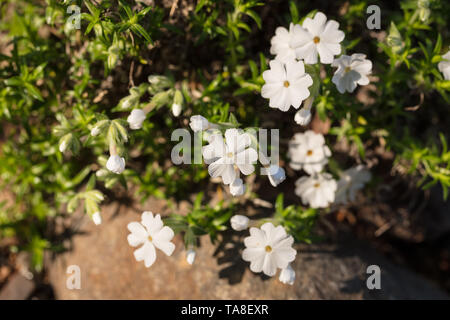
(334, 165), (372, 204)
(288, 130), (371, 209)
(263, 11), (373, 125)
(231, 216), (297, 285)
(72, 11), (373, 284)
(189, 115), (286, 196)
(127, 211), (176, 268)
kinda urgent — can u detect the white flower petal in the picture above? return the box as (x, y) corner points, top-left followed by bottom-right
(141, 211), (163, 235)
(303, 12), (327, 36)
(245, 227), (266, 247)
(247, 250), (266, 273)
(133, 241), (156, 268)
(242, 247), (265, 263)
(262, 254), (277, 276)
(127, 222), (148, 239)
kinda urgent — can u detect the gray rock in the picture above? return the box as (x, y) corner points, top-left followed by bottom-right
(47, 199), (448, 300)
(0, 273), (35, 300)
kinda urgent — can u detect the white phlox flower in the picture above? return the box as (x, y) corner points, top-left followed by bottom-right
(290, 11), (345, 64)
(438, 50), (450, 80)
(335, 165), (371, 204)
(242, 222), (297, 277)
(288, 130), (331, 174)
(332, 54), (372, 93)
(127, 211), (175, 268)
(261, 59), (313, 111)
(202, 132), (226, 164)
(204, 129), (258, 185)
(295, 172), (337, 208)
(270, 23), (305, 63)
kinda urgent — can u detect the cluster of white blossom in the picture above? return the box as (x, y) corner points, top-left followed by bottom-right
(189, 115), (286, 196)
(262, 12), (373, 125)
(288, 130), (371, 208)
(84, 12), (380, 286)
(288, 130), (336, 208)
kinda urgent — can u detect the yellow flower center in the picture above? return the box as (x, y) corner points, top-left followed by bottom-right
(148, 235), (153, 242)
(344, 66), (351, 73)
(313, 36), (320, 44)
(227, 152), (234, 158)
(283, 80), (290, 88)
(306, 150), (313, 156)
(265, 245), (272, 253)
(314, 183), (321, 188)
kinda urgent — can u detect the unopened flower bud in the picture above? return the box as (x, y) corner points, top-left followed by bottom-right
(186, 249), (196, 265)
(230, 215), (250, 231)
(230, 178), (245, 196)
(294, 108), (312, 126)
(279, 264), (295, 285)
(127, 109), (146, 130)
(189, 115), (210, 132)
(92, 212), (102, 225)
(268, 165), (286, 187)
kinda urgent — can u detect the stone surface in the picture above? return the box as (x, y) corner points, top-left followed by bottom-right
(0, 273), (35, 300)
(47, 199), (449, 300)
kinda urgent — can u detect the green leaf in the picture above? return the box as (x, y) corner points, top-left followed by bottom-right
(193, 192), (204, 210)
(84, 0), (100, 17)
(275, 193), (284, 214)
(212, 211), (232, 227)
(184, 228), (196, 248)
(289, 1), (300, 24)
(24, 83), (43, 101)
(67, 195), (79, 213)
(86, 174), (96, 191)
(245, 9), (262, 29)
(433, 34), (442, 55)
(131, 24), (153, 44)
(120, 0), (134, 19)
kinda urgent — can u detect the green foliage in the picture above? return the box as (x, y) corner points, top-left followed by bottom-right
(272, 193), (319, 243)
(165, 192), (234, 247)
